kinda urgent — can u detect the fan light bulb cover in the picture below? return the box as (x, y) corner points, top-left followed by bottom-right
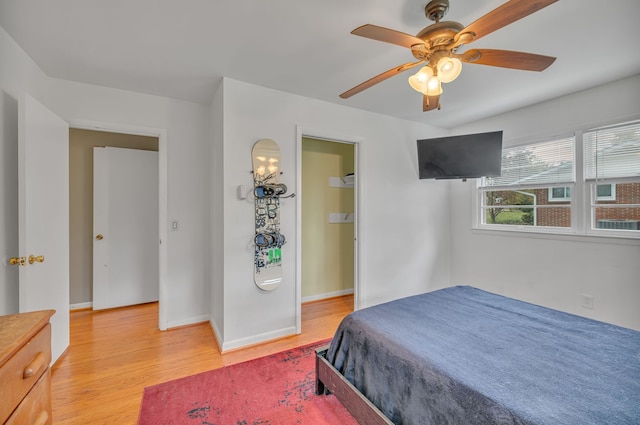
(408, 66), (433, 93)
(436, 57), (462, 83)
(426, 76), (443, 95)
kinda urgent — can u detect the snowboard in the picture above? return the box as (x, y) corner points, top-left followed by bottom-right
(252, 139), (286, 291)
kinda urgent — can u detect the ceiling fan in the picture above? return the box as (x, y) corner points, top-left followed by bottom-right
(340, 0), (558, 111)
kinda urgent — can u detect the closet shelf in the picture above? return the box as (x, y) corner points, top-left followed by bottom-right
(329, 212), (354, 224)
(329, 176), (354, 188)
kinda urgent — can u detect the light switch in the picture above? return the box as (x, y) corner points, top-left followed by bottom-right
(171, 220), (179, 231)
(238, 185), (248, 200)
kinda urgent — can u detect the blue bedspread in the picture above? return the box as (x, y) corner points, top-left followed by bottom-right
(327, 286), (640, 425)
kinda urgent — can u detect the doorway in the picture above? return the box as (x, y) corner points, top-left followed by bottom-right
(68, 129), (159, 311)
(296, 129), (360, 332)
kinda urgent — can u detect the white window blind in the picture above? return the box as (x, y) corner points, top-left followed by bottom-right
(481, 137), (575, 188)
(584, 121), (640, 181)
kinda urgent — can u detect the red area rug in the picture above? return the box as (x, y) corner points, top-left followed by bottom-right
(137, 340), (357, 424)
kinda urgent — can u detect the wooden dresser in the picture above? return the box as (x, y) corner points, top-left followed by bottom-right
(0, 310), (55, 425)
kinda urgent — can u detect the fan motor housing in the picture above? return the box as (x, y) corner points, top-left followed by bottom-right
(416, 21), (463, 45)
(412, 21), (463, 60)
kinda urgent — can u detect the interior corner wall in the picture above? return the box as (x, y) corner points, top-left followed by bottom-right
(448, 74), (640, 331)
(210, 82), (224, 343)
(219, 78), (452, 350)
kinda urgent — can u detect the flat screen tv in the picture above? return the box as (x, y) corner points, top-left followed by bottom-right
(417, 130), (503, 180)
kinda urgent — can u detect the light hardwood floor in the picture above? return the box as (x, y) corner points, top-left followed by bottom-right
(50, 295), (353, 424)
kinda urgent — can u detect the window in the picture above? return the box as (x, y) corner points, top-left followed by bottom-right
(549, 186), (571, 202)
(549, 184), (615, 202)
(584, 121), (640, 233)
(596, 184), (616, 201)
(478, 120), (640, 237)
(479, 137), (575, 230)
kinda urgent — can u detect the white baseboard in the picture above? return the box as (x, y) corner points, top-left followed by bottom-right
(302, 288), (354, 304)
(210, 318), (223, 349)
(221, 326), (297, 352)
(70, 302), (93, 310)
(166, 314), (211, 329)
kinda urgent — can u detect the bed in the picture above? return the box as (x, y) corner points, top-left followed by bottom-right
(315, 286), (640, 425)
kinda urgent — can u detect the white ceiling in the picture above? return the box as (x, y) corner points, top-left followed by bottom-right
(1, 0), (639, 128)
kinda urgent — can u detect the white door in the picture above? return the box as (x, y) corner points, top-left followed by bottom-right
(18, 94), (70, 364)
(93, 147), (159, 310)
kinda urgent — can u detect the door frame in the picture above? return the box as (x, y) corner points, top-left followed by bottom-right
(69, 119), (169, 330)
(295, 126), (362, 333)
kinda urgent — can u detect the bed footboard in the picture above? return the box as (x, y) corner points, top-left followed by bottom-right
(315, 346), (394, 425)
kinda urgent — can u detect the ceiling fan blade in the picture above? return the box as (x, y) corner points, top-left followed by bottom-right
(456, 0), (558, 45)
(423, 94), (440, 112)
(340, 61), (424, 99)
(352, 24), (425, 48)
(460, 49), (556, 71)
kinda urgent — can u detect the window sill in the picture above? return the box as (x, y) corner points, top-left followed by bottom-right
(471, 226), (640, 246)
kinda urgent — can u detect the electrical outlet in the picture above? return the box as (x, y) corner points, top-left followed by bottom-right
(581, 293), (594, 309)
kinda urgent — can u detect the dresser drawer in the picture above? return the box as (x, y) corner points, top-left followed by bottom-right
(0, 324), (51, 424)
(5, 369), (52, 425)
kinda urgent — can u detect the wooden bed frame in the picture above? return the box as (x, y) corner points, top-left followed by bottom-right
(315, 345), (393, 425)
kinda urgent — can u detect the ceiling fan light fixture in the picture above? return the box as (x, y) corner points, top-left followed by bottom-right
(426, 75), (443, 95)
(436, 56), (462, 83)
(341, 0), (558, 111)
(408, 66), (433, 93)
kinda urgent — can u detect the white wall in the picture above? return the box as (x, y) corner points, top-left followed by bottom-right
(215, 78), (451, 350)
(449, 75), (640, 331)
(0, 25), (212, 328)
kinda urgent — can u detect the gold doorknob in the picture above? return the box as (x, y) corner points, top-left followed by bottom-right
(96, 234), (104, 240)
(28, 255), (45, 264)
(9, 257), (26, 266)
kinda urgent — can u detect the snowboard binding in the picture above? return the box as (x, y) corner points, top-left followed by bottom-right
(254, 231), (286, 248)
(254, 183), (285, 198)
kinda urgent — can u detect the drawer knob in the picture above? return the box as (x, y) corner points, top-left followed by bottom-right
(23, 352), (46, 379)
